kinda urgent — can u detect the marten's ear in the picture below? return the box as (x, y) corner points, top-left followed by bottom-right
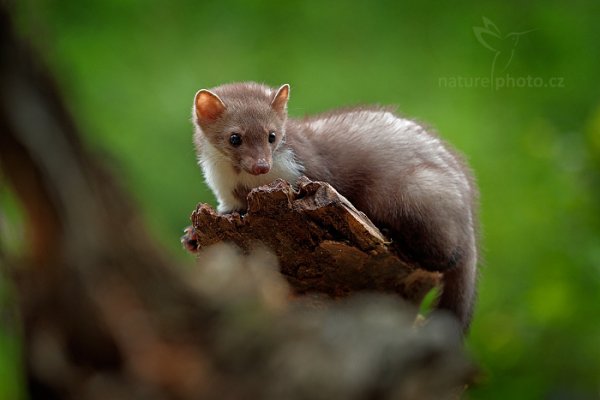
(271, 84), (290, 115)
(195, 89), (226, 125)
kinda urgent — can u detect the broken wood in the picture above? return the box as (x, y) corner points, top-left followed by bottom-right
(183, 177), (441, 306)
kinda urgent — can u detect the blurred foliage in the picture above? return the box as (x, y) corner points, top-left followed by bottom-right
(1, 0), (599, 398)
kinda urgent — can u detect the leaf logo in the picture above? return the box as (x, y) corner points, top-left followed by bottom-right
(473, 17), (535, 77)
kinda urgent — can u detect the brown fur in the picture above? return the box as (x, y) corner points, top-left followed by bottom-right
(192, 82), (479, 332)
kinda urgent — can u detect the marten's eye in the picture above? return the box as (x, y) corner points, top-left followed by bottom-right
(229, 133), (242, 146)
(268, 131), (276, 143)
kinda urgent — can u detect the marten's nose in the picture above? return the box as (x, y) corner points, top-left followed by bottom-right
(251, 159), (270, 175)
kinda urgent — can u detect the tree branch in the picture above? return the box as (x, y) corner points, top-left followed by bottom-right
(184, 177), (441, 304)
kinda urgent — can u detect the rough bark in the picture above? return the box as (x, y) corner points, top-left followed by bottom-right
(183, 178), (441, 305)
(0, 5), (476, 400)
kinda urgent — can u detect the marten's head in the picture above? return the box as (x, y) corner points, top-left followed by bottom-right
(193, 82), (289, 176)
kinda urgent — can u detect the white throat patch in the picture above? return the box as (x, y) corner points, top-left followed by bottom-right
(198, 139), (304, 213)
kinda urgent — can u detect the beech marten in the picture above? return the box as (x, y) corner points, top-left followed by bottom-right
(192, 82), (479, 331)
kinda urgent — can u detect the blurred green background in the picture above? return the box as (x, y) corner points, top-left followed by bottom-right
(2, 0), (600, 398)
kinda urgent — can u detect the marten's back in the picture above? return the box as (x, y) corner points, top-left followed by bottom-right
(287, 108), (479, 330)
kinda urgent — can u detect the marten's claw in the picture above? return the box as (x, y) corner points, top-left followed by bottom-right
(181, 226), (199, 253)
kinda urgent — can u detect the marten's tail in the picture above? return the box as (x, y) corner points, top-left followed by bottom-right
(436, 254), (478, 333)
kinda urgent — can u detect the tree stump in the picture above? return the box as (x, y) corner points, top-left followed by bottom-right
(183, 177), (441, 307)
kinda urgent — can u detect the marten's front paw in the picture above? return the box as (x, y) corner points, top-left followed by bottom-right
(218, 209), (247, 217)
(181, 226), (199, 253)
